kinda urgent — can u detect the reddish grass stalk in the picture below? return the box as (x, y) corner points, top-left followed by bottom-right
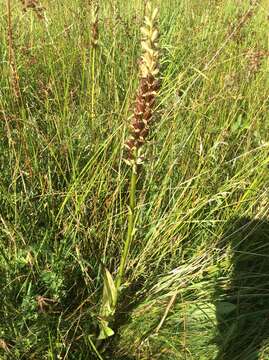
(6, 0), (21, 101)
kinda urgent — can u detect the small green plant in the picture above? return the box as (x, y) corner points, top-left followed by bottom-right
(98, 1), (161, 340)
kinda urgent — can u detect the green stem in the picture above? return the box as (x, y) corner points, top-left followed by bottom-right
(116, 164), (137, 291)
(91, 47), (96, 123)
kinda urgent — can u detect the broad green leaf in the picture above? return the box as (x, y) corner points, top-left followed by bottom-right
(97, 321), (115, 340)
(103, 268), (117, 309)
(98, 268), (118, 340)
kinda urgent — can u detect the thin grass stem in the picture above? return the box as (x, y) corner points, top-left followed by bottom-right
(91, 47), (96, 123)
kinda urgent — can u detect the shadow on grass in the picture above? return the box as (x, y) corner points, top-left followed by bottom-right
(215, 217), (269, 360)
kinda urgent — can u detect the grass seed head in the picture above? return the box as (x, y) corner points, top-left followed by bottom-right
(20, 0), (45, 20)
(246, 49), (269, 76)
(91, 1), (99, 47)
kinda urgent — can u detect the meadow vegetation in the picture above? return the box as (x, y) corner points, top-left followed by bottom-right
(1, 0), (269, 359)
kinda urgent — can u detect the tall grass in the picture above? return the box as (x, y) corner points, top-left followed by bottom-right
(0, 0), (269, 359)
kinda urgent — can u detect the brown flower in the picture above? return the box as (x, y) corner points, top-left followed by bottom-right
(124, 4), (161, 166)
